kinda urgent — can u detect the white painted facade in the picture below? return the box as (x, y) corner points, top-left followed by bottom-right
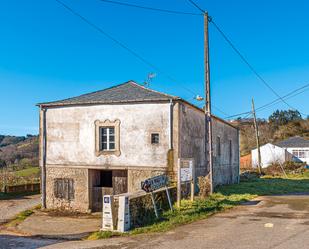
(252, 143), (287, 168)
(252, 143), (309, 168)
(45, 103), (170, 168)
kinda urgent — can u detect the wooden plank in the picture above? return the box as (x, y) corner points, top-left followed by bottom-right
(112, 170), (128, 195)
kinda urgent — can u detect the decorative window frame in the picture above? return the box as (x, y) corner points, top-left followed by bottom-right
(95, 119), (121, 157)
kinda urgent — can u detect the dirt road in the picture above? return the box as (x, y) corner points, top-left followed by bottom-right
(0, 194), (40, 225)
(41, 194), (309, 249)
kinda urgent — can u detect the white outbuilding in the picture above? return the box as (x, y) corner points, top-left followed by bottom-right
(252, 136), (309, 168)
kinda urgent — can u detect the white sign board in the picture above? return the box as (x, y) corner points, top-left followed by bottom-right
(117, 196), (130, 232)
(102, 195), (114, 231)
(180, 160), (193, 182)
(141, 174), (168, 193)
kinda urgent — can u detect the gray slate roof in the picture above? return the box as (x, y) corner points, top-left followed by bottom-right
(38, 81), (178, 107)
(276, 136), (309, 148)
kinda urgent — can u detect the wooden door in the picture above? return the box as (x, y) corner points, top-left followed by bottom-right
(112, 170), (128, 194)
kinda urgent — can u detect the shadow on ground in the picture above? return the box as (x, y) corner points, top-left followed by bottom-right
(0, 234), (62, 249)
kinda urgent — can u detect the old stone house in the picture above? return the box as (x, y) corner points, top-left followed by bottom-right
(38, 81), (239, 212)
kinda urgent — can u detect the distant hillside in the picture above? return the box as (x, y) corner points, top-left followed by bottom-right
(0, 135), (39, 168)
(233, 112), (309, 156)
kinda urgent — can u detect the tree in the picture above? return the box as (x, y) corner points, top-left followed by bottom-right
(269, 109), (302, 126)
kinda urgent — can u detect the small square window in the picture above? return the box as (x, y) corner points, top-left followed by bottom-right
(151, 133), (160, 144)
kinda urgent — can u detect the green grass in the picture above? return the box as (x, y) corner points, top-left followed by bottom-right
(14, 167), (40, 177)
(87, 171), (309, 240)
(87, 193), (253, 240)
(6, 209), (34, 227)
(217, 176), (309, 196)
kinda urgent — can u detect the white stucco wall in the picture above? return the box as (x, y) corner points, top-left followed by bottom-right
(252, 143), (286, 168)
(45, 103), (170, 168)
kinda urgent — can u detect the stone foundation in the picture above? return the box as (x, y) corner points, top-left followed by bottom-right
(46, 166), (89, 212)
(127, 168), (167, 192)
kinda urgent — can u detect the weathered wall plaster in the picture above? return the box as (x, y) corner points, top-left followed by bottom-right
(45, 103), (170, 168)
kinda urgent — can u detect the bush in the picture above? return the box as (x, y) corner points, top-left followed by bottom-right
(240, 170), (260, 181)
(263, 161), (306, 176)
(198, 175), (211, 198)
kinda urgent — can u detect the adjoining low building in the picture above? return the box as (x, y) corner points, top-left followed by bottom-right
(251, 136), (309, 168)
(37, 81), (240, 212)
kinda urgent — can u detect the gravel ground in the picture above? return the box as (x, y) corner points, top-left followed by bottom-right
(0, 235), (60, 249)
(0, 194), (40, 224)
(42, 194), (309, 249)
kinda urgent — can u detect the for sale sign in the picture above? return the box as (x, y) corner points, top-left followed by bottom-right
(141, 174), (168, 193)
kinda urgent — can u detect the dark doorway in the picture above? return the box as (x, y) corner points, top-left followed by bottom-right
(90, 169), (128, 212)
(100, 170), (112, 187)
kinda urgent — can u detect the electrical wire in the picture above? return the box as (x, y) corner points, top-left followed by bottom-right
(226, 83), (309, 119)
(98, 0), (202, 16)
(187, 0), (205, 13)
(186, 0), (307, 116)
(55, 0), (198, 97)
(210, 19), (307, 116)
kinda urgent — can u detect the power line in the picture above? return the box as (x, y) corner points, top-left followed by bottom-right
(55, 0), (198, 96)
(98, 0), (202, 16)
(187, 0), (205, 13)
(225, 83), (309, 119)
(256, 84), (309, 112)
(212, 105), (231, 117)
(196, 101), (231, 117)
(256, 86), (309, 114)
(209, 19), (307, 116)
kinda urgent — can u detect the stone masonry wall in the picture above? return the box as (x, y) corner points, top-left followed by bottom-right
(212, 118), (240, 186)
(46, 166), (89, 212)
(128, 169), (167, 192)
(125, 187), (177, 228)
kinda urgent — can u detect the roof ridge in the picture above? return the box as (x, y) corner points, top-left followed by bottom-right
(37, 80), (138, 106)
(130, 81), (179, 99)
(37, 80), (178, 107)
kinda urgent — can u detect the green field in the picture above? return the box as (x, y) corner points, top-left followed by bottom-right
(14, 167), (40, 177)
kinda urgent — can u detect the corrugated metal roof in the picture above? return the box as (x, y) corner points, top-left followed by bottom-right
(37, 81), (178, 107)
(276, 136), (309, 148)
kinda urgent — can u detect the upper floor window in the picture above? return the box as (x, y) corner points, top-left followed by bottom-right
(95, 119), (121, 156)
(151, 133), (160, 144)
(100, 127), (115, 151)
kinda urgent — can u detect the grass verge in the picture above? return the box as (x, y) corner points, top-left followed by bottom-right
(4, 205), (41, 228)
(5, 210), (34, 228)
(87, 172), (309, 240)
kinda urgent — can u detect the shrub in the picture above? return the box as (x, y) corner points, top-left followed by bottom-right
(263, 161), (306, 176)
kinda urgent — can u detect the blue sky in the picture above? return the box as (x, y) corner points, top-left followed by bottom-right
(0, 0), (308, 135)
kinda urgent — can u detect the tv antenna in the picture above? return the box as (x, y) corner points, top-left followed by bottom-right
(144, 72), (156, 87)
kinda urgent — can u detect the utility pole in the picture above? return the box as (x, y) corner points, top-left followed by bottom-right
(204, 12), (213, 193)
(252, 98), (262, 174)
